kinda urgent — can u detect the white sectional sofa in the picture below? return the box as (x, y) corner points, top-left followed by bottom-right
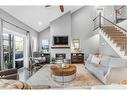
(85, 54), (127, 84)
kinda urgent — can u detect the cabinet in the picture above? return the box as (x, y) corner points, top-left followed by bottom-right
(71, 53), (84, 63)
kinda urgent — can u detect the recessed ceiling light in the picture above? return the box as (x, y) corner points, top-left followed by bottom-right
(38, 21), (42, 26)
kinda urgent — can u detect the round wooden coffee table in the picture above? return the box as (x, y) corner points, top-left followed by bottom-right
(51, 64), (76, 82)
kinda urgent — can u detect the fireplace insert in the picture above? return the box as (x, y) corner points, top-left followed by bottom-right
(56, 53), (66, 60)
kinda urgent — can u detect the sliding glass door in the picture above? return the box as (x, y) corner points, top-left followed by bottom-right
(2, 32), (25, 69)
(0, 19), (32, 71)
(15, 36), (24, 69)
(2, 20), (27, 70)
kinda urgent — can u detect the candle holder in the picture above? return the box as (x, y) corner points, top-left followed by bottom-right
(61, 63), (69, 68)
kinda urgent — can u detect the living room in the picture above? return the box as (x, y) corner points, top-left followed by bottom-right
(0, 5), (127, 89)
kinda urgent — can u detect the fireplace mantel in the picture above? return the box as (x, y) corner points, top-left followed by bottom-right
(51, 45), (70, 49)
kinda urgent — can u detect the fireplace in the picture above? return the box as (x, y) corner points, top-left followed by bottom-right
(56, 53), (66, 60)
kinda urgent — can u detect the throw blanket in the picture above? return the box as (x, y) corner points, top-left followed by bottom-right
(0, 79), (31, 89)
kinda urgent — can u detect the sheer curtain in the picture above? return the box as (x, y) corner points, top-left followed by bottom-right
(26, 31), (33, 71)
(0, 19), (3, 70)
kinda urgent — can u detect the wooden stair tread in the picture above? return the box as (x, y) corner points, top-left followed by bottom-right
(107, 35), (126, 39)
(105, 32), (123, 34)
(110, 37), (126, 40)
(110, 37), (127, 40)
(102, 25), (127, 56)
(113, 41), (127, 44)
(102, 28), (116, 30)
(106, 34), (124, 36)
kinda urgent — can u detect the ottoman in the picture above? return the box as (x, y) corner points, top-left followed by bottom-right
(51, 64), (76, 82)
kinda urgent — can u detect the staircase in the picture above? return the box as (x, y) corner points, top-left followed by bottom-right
(101, 26), (127, 57)
(93, 13), (127, 58)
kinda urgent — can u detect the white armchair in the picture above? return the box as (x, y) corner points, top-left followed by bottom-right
(85, 54), (127, 84)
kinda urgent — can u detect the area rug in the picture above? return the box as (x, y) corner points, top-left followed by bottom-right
(26, 64), (103, 89)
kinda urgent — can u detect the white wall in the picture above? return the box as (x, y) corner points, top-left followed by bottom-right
(85, 34), (99, 54)
(99, 36), (119, 57)
(50, 12), (71, 59)
(0, 9), (38, 37)
(117, 19), (127, 30)
(38, 27), (50, 50)
(71, 6), (98, 54)
(50, 12), (71, 47)
(103, 6), (115, 23)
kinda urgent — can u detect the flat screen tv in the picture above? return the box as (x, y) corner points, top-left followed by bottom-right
(53, 36), (68, 45)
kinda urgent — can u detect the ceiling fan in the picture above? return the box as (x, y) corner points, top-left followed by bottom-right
(45, 5), (64, 12)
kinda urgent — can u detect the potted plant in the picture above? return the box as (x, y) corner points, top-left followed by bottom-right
(51, 57), (56, 64)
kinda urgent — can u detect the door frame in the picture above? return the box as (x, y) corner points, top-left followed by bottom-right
(3, 28), (27, 69)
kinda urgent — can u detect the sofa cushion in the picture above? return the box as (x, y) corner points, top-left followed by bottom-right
(100, 56), (111, 67)
(86, 63), (108, 76)
(108, 58), (127, 68)
(86, 54), (93, 64)
(95, 66), (108, 76)
(85, 63), (96, 73)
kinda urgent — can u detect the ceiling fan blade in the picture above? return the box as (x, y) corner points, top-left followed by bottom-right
(59, 5), (64, 12)
(45, 5), (51, 7)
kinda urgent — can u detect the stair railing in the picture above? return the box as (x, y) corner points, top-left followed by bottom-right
(93, 13), (127, 55)
(93, 15), (100, 31)
(115, 6), (127, 23)
(93, 13), (102, 30)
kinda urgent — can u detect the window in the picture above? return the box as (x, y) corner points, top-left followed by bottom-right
(15, 36), (24, 51)
(32, 37), (37, 52)
(41, 40), (49, 53)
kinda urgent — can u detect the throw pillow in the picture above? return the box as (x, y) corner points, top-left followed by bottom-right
(100, 56), (111, 67)
(86, 54), (93, 63)
(91, 55), (101, 65)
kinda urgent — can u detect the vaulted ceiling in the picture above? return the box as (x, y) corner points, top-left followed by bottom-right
(0, 6), (82, 32)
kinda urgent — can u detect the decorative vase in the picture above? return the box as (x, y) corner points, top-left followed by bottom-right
(61, 63), (66, 68)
